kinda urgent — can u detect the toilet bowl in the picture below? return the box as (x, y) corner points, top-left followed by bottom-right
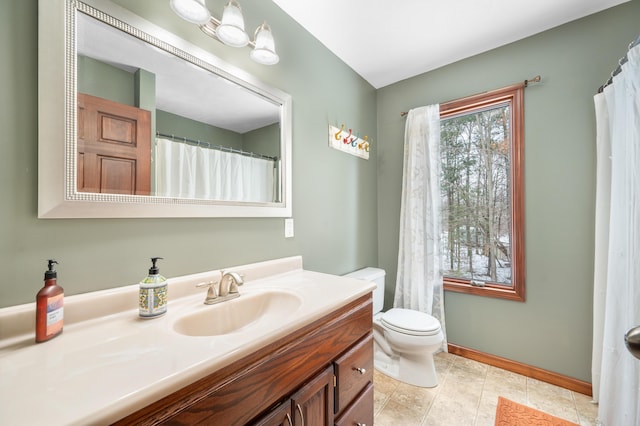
(344, 267), (444, 388)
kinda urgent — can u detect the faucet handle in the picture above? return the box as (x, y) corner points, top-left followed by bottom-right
(196, 281), (219, 304)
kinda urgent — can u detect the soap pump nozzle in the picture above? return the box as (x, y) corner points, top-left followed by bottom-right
(45, 259), (59, 280)
(149, 257), (163, 275)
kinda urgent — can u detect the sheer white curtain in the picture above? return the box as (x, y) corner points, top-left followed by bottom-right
(155, 138), (275, 202)
(592, 42), (640, 424)
(394, 104), (447, 350)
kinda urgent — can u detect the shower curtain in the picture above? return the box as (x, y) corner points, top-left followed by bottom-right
(394, 104), (447, 350)
(155, 137), (276, 202)
(592, 41), (640, 424)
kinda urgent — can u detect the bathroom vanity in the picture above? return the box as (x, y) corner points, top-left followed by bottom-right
(120, 294), (373, 425)
(0, 257), (375, 425)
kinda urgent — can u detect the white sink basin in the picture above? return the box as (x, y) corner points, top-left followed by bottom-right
(173, 290), (302, 337)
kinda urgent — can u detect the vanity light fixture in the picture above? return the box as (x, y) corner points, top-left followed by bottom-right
(170, 0), (279, 65)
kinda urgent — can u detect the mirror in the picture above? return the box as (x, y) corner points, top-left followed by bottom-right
(38, 0), (292, 218)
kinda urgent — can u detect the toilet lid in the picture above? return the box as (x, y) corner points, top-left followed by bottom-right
(381, 308), (441, 336)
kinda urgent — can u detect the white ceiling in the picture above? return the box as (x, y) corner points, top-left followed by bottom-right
(272, 0), (629, 88)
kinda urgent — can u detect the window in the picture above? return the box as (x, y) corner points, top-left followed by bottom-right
(439, 84), (525, 301)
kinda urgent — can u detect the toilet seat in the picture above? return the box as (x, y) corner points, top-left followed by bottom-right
(381, 308), (441, 336)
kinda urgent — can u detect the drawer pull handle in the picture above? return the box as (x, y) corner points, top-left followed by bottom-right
(356, 423), (366, 426)
(353, 367), (366, 374)
(285, 413), (292, 426)
(296, 403), (305, 426)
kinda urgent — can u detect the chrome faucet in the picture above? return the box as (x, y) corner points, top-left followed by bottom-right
(196, 271), (244, 305)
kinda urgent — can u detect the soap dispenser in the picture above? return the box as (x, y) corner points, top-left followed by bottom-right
(36, 259), (64, 343)
(139, 257), (168, 318)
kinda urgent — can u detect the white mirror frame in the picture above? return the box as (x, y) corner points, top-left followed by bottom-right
(38, 0), (292, 218)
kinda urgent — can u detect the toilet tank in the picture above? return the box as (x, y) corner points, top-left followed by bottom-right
(344, 267), (385, 315)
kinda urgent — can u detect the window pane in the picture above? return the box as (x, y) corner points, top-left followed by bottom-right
(440, 104), (512, 286)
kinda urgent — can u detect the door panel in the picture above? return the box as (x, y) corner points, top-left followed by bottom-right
(291, 366), (333, 426)
(77, 93), (151, 195)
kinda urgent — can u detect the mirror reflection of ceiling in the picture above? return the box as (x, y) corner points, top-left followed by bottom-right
(76, 12), (280, 134)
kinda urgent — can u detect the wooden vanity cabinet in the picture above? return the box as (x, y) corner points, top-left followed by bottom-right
(254, 365), (334, 426)
(254, 333), (373, 426)
(113, 294), (373, 426)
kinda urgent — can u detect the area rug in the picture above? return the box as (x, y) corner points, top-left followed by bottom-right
(495, 397), (579, 426)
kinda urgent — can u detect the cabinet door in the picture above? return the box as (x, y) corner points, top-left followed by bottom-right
(291, 365), (334, 426)
(253, 401), (293, 426)
(334, 333), (373, 415)
(334, 384), (373, 426)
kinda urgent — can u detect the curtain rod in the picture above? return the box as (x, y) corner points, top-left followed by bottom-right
(597, 34), (640, 94)
(156, 132), (278, 162)
(400, 75), (541, 117)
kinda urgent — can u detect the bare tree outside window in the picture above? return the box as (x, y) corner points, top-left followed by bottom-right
(439, 85), (525, 301)
(441, 105), (512, 285)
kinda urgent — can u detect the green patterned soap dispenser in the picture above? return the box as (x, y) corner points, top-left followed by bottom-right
(139, 257), (168, 318)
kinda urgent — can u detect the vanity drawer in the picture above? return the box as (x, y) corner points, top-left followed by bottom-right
(334, 383), (373, 426)
(334, 333), (373, 415)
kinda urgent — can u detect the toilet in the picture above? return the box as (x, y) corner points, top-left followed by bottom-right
(345, 267), (444, 388)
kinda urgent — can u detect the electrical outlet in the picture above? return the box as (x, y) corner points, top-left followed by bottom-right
(284, 218), (294, 238)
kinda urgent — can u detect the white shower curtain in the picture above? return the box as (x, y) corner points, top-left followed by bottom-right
(394, 104), (447, 350)
(155, 138), (275, 202)
(592, 41), (640, 424)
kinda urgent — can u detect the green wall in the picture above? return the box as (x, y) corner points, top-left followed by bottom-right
(156, 112), (280, 157)
(243, 123), (280, 158)
(156, 110), (244, 150)
(3, 0), (636, 385)
(376, 1), (640, 383)
(77, 54), (135, 105)
(0, 0), (377, 307)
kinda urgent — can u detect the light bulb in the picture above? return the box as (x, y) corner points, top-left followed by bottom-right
(250, 22), (279, 65)
(170, 0), (210, 25)
(216, 0), (249, 48)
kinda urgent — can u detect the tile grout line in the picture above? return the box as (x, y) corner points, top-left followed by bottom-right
(420, 354), (452, 425)
(570, 391), (583, 425)
(374, 392), (390, 420)
(473, 362), (490, 426)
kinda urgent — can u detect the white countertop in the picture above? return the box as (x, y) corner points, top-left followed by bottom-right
(0, 256), (374, 425)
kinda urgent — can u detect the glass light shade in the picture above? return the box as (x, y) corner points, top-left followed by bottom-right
(216, 0), (249, 48)
(170, 0), (211, 25)
(250, 22), (279, 65)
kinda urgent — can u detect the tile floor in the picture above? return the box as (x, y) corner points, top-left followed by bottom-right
(373, 352), (599, 426)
